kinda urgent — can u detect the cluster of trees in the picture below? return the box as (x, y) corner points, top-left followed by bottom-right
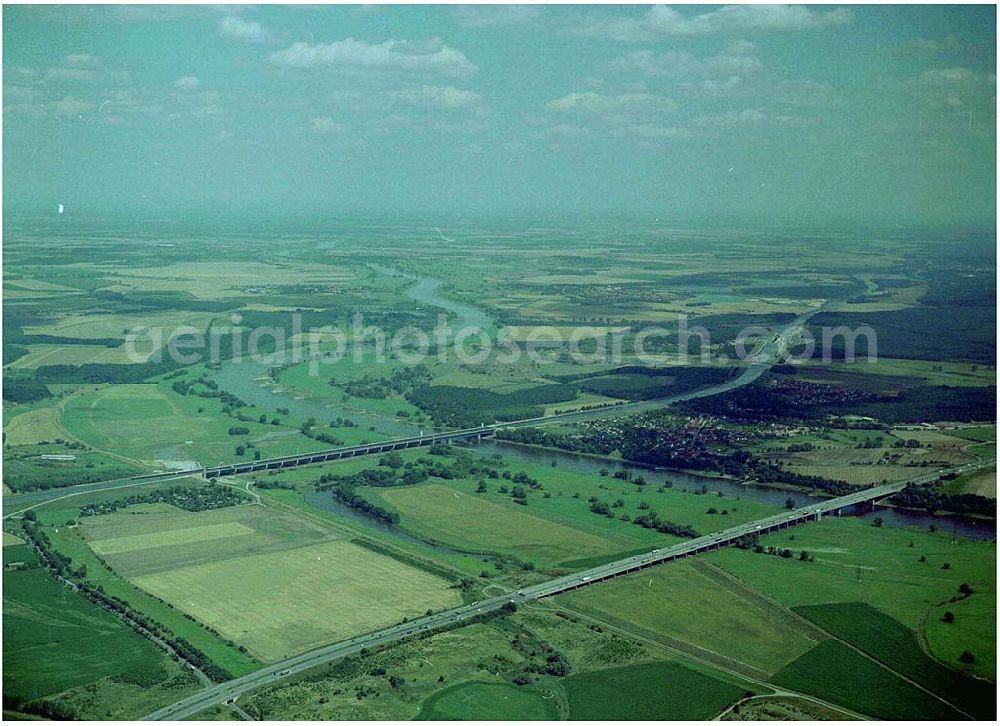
(323, 481), (399, 525)
(585, 498), (699, 538)
(494, 426), (615, 456)
(337, 364), (431, 400)
(891, 483), (995, 517)
(554, 365), (735, 402)
(808, 302), (995, 365)
(34, 358), (183, 385)
(2, 695), (79, 720)
(630, 511), (698, 538)
(407, 383), (578, 427)
(2, 379), (52, 403)
(78, 485), (251, 517)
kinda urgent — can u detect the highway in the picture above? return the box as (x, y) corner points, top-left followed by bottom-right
(143, 477), (911, 720)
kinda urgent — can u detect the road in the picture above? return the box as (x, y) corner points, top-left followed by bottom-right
(142, 477), (913, 720)
(2, 470), (200, 519)
(4, 312), (812, 517)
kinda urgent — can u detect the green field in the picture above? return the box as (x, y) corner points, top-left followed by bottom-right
(772, 640), (964, 720)
(562, 661), (747, 720)
(3, 566), (195, 712)
(345, 444), (785, 569)
(794, 602), (994, 719)
(558, 560), (820, 677)
(372, 483), (623, 566)
(60, 382), (325, 466)
(706, 517), (997, 679)
(416, 681), (560, 720)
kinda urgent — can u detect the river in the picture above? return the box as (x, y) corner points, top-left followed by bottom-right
(212, 265), (992, 542)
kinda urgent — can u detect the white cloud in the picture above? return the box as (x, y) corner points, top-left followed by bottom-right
(609, 41), (762, 79)
(391, 85), (482, 108)
(310, 117), (345, 134)
(618, 124), (688, 139)
(920, 67), (995, 86)
(46, 67), (98, 81)
(572, 4), (851, 42)
(174, 76), (202, 91)
(51, 96), (94, 117)
(453, 6), (542, 28)
(546, 92), (675, 114)
(218, 15), (274, 43)
(268, 38), (477, 79)
(64, 54), (99, 66)
(906, 36), (960, 53)
(692, 107), (810, 128)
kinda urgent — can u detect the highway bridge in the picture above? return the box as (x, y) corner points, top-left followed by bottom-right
(202, 425), (495, 478)
(143, 479), (908, 720)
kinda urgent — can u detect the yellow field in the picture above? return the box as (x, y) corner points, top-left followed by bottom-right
(501, 325), (628, 343)
(89, 521), (256, 556)
(3, 405), (67, 445)
(3, 532), (25, 547)
(373, 483), (619, 564)
(79, 503), (335, 578)
(8, 343), (158, 369)
(104, 261), (355, 299)
(132, 539), (461, 661)
(23, 310), (218, 340)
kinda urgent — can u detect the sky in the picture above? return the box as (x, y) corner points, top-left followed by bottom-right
(3, 4), (996, 226)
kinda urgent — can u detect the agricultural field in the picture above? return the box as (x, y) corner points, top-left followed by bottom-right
(706, 516), (996, 680)
(133, 538), (460, 661)
(557, 560), (821, 677)
(371, 483), (624, 567)
(347, 445), (785, 569)
(78, 503), (335, 577)
(561, 661), (748, 720)
(3, 563), (199, 718)
(4, 403), (71, 446)
(59, 381), (326, 467)
(772, 640), (964, 721)
(793, 602), (994, 720)
(75, 501), (459, 661)
(755, 425), (981, 486)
